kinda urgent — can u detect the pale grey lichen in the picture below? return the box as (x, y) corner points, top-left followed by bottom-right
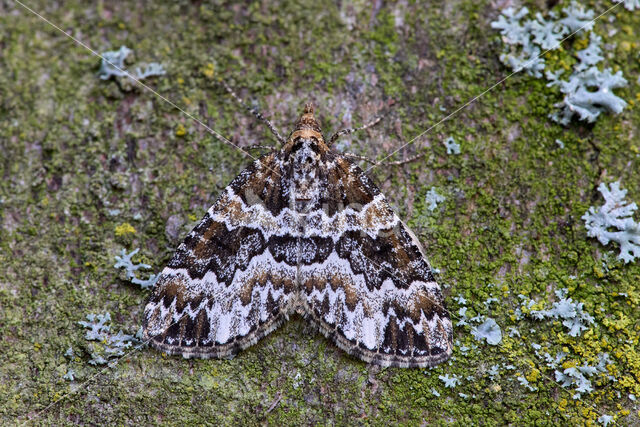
(453, 295), (467, 305)
(443, 137), (460, 155)
(490, 7), (531, 44)
(517, 375), (537, 391)
(613, 0), (640, 11)
(574, 33), (604, 72)
(114, 248), (158, 289)
(491, 6), (547, 77)
(530, 12), (568, 50)
(554, 353), (612, 399)
(64, 346), (74, 358)
(502, 44), (546, 78)
(558, 1), (595, 32)
(524, 288), (595, 337)
(483, 297), (499, 308)
(470, 318), (502, 345)
(491, 2), (628, 125)
(583, 181), (640, 263)
(98, 46), (132, 80)
(439, 374), (460, 388)
(488, 365), (500, 379)
(134, 63), (167, 80)
(469, 314), (485, 323)
(425, 187), (445, 211)
(544, 351), (567, 369)
(78, 313), (138, 366)
(63, 369), (76, 381)
(78, 312), (112, 341)
(98, 45), (166, 81)
(597, 414), (614, 426)
(551, 66), (627, 125)
(457, 307), (468, 326)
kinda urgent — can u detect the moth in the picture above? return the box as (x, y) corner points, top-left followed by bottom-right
(142, 98), (453, 368)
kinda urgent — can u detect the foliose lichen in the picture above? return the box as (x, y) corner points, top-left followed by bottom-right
(470, 318), (503, 345)
(583, 181), (640, 264)
(114, 248), (159, 289)
(78, 313), (139, 367)
(518, 288), (595, 337)
(491, 2), (629, 125)
(425, 187), (445, 211)
(98, 45), (166, 81)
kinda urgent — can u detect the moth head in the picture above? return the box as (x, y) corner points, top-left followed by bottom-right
(294, 103), (322, 132)
(288, 103), (326, 149)
(283, 104), (327, 203)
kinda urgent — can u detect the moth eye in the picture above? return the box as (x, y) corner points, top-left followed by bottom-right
(306, 157), (313, 164)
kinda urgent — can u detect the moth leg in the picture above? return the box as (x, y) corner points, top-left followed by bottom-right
(328, 116), (383, 146)
(221, 81), (286, 145)
(342, 151), (426, 167)
(245, 144), (277, 152)
(375, 151), (426, 166)
(341, 152), (377, 165)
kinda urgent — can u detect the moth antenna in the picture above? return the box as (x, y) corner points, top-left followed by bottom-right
(328, 115), (383, 146)
(221, 81), (286, 145)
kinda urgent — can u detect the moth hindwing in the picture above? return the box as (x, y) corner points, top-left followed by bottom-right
(143, 104), (453, 368)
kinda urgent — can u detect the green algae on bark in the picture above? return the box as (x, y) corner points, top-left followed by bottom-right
(1, 0), (640, 425)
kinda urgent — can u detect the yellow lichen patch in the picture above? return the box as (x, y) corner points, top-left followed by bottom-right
(488, 383), (501, 393)
(202, 62), (215, 79)
(557, 398), (567, 411)
(175, 123), (187, 137)
(574, 37), (590, 50)
(115, 222), (136, 236)
(603, 312), (631, 332)
(592, 265), (605, 278)
(619, 376), (639, 394)
(579, 406), (596, 421)
(526, 368), (540, 383)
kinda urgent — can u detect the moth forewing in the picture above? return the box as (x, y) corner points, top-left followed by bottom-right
(143, 104), (452, 367)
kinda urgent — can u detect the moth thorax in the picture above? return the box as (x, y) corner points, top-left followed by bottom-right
(290, 138), (321, 208)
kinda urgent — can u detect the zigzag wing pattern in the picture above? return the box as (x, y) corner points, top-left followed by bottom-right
(298, 155), (453, 368)
(142, 104), (452, 367)
(142, 152), (298, 358)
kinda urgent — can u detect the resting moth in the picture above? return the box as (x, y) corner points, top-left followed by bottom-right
(142, 103), (453, 368)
